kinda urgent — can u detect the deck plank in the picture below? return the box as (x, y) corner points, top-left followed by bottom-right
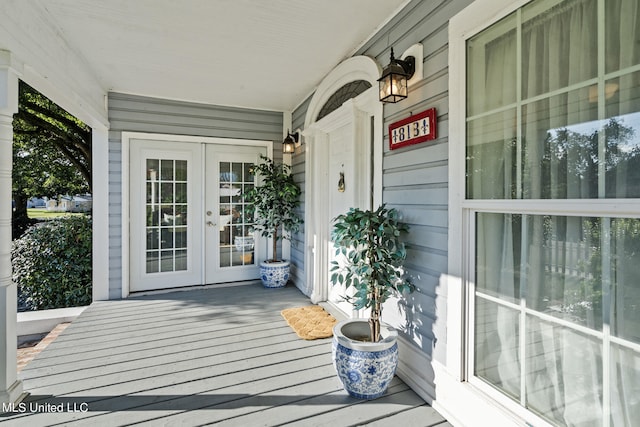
(280, 388), (426, 427)
(0, 283), (448, 427)
(359, 404), (449, 426)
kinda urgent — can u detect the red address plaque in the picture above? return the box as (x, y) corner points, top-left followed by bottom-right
(389, 108), (437, 150)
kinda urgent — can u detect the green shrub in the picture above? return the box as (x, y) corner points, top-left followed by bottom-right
(12, 215), (92, 310)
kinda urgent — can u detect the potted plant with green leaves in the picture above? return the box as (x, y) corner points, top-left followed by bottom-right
(330, 204), (413, 399)
(243, 155), (303, 288)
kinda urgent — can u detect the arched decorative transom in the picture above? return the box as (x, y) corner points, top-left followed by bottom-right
(304, 55), (381, 128)
(316, 80), (372, 121)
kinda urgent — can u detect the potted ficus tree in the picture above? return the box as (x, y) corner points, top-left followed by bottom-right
(243, 155), (303, 288)
(330, 204), (414, 399)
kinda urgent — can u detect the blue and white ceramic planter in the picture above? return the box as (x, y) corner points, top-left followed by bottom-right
(332, 319), (398, 399)
(260, 260), (290, 288)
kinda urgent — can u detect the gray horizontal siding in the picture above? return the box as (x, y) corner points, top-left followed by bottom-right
(290, 144), (307, 290)
(290, 94), (311, 293)
(291, 0), (474, 371)
(366, 0), (472, 369)
(292, 95), (311, 132)
(107, 92), (284, 297)
(109, 93), (283, 141)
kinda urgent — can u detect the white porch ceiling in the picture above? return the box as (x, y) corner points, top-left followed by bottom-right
(22, 0), (407, 112)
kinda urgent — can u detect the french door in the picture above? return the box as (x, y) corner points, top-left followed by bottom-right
(130, 138), (266, 292)
(204, 145), (266, 283)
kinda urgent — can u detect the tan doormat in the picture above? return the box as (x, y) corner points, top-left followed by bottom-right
(281, 305), (337, 340)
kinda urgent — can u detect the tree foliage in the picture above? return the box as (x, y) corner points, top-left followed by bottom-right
(330, 204), (414, 342)
(12, 82), (92, 238)
(534, 117), (639, 198)
(12, 216), (92, 310)
(242, 155), (303, 262)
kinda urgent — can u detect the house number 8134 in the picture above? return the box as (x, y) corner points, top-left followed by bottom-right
(388, 108), (437, 150)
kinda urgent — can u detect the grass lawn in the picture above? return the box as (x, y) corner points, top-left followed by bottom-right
(27, 209), (83, 219)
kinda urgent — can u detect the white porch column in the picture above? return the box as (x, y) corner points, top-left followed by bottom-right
(92, 126), (110, 301)
(0, 52), (23, 405)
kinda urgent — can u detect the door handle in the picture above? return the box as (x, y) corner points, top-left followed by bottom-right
(207, 221), (216, 227)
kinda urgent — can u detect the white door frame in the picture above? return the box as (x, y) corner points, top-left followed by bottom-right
(121, 132), (272, 297)
(302, 55), (383, 305)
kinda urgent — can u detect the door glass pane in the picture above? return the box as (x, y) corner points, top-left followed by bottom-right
(175, 160), (187, 181)
(175, 250), (187, 271)
(243, 163), (255, 181)
(146, 251), (159, 274)
(176, 183), (187, 203)
(219, 161), (255, 267)
(160, 159), (174, 181)
(160, 250), (174, 272)
(145, 158), (188, 273)
(174, 227), (187, 249)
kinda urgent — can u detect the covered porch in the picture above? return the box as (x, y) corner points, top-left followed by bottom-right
(2, 283), (450, 426)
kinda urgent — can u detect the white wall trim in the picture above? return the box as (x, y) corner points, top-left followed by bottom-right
(395, 336), (436, 403)
(17, 306), (87, 337)
(120, 132), (273, 298)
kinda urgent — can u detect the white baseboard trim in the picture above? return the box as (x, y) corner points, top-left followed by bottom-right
(17, 306), (87, 337)
(427, 362), (527, 427)
(395, 335), (437, 403)
(0, 380), (23, 407)
(395, 336), (533, 427)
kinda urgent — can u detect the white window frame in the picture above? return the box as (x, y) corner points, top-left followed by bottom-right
(448, 0), (531, 387)
(450, 1), (640, 426)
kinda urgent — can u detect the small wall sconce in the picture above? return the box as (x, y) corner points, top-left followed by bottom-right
(378, 47), (415, 103)
(283, 131), (299, 154)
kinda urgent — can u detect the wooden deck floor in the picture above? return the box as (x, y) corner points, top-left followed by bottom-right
(2, 282), (450, 426)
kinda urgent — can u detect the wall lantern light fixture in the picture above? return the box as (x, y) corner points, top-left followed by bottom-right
(283, 130), (299, 154)
(378, 47), (415, 103)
